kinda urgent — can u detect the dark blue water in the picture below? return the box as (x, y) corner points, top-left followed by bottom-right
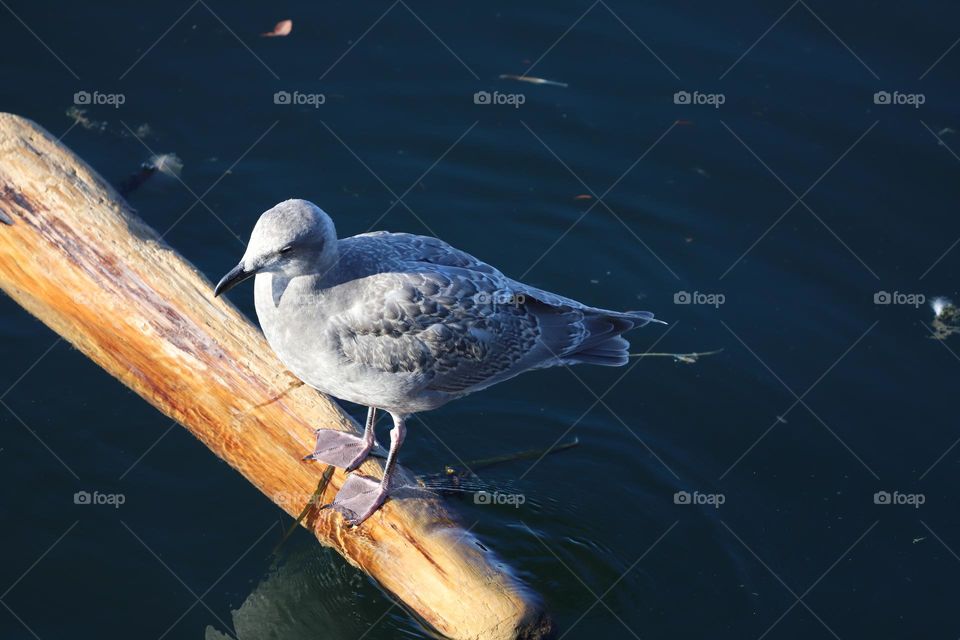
(2, 2), (959, 638)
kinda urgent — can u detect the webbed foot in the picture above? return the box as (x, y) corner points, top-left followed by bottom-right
(331, 474), (388, 525)
(303, 429), (374, 472)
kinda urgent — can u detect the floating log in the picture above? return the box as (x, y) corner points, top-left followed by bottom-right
(0, 113), (553, 640)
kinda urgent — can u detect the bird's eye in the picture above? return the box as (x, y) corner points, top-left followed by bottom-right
(279, 245), (294, 254)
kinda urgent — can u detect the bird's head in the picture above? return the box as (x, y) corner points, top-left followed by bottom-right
(214, 199), (337, 297)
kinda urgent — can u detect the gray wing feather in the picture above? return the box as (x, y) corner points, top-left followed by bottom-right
(330, 232), (659, 392)
(331, 267), (540, 392)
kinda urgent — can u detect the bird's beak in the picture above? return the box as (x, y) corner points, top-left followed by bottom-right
(213, 263), (255, 297)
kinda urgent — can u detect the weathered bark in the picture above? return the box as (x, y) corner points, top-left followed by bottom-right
(0, 113), (552, 640)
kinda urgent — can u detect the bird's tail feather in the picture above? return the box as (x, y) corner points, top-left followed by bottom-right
(619, 310), (667, 326)
(561, 309), (664, 367)
(564, 335), (630, 367)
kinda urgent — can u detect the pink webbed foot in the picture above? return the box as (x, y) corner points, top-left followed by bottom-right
(331, 474), (389, 525)
(303, 429), (374, 472)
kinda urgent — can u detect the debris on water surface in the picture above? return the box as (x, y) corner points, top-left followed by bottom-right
(65, 106), (106, 132)
(499, 74), (568, 88)
(118, 153), (184, 197)
(261, 19), (292, 37)
(149, 153), (183, 178)
(929, 296), (960, 340)
(422, 438), (580, 496)
(931, 296), (952, 319)
(628, 348), (724, 364)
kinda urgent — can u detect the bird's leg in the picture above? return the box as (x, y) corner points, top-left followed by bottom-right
(332, 413), (407, 525)
(303, 406), (377, 471)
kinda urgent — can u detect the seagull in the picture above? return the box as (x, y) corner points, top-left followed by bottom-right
(214, 199), (663, 524)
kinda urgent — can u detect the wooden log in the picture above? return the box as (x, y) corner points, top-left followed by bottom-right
(0, 113), (553, 640)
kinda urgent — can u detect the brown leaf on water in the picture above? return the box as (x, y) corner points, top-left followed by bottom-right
(261, 19), (292, 37)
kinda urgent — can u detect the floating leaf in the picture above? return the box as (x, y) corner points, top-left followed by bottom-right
(261, 19), (292, 37)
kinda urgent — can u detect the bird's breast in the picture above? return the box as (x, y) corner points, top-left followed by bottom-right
(253, 272), (393, 403)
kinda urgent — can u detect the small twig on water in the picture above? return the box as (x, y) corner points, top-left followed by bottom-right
(427, 438), (581, 496)
(628, 348), (724, 364)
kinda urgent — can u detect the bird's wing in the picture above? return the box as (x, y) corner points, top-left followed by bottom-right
(328, 266), (566, 393)
(348, 231), (504, 276)
(330, 233), (659, 391)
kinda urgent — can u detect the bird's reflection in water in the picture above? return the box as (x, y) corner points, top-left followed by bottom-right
(204, 440), (579, 640)
(204, 544), (425, 640)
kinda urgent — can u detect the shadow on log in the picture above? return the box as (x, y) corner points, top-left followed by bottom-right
(0, 113), (554, 640)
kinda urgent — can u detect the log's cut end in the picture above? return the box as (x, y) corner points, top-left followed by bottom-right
(0, 112), (555, 640)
